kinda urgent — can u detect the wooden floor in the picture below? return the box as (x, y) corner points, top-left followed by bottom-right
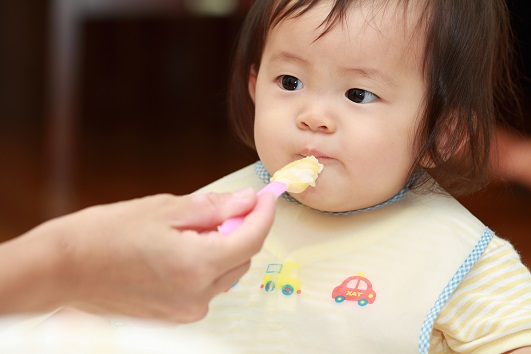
(0, 129), (530, 267)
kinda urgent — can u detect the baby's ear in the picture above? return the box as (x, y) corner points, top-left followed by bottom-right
(248, 65), (257, 103)
(421, 113), (468, 168)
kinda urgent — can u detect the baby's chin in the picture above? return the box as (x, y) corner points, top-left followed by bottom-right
(289, 191), (359, 213)
(292, 184), (401, 213)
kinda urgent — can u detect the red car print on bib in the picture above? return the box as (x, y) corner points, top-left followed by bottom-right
(332, 274), (376, 306)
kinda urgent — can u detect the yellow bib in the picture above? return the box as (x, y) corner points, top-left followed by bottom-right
(191, 164), (490, 353)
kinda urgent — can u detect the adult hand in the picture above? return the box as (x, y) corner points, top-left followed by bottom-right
(0, 190), (276, 322)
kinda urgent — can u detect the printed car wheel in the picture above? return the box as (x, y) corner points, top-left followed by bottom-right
(358, 299), (368, 306)
(334, 296), (345, 303)
(281, 284), (294, 296)
(264, 281), (275, 292)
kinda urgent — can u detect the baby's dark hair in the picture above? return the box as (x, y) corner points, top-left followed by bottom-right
(227, 0), (519, 196)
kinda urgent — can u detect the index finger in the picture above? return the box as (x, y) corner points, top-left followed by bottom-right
(170, 189), (257, 232)
(214, 192), (276, 270)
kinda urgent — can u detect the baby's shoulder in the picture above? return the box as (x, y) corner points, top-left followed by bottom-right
(433, 233), (531, 353)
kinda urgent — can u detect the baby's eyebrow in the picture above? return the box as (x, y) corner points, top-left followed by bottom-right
(269, 50), (398, 88)
(269, 51), (310, 67)
(341, 66), (398, 88)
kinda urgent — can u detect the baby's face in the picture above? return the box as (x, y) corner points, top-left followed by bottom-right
(249, 1), (427, 212)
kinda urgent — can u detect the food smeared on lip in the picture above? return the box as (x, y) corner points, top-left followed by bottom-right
(270, 156), (324, 193)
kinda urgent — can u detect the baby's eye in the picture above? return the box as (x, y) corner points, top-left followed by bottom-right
(345, 89), (379, 104)
(278, 75), (303, 91)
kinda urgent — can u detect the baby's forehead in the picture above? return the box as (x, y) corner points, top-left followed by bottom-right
(271, 0), (427, 46)
(269, 1), (427, 64)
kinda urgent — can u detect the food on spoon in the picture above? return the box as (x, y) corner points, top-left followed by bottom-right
(270, 156), (324, 193)
(218, 156), (323, 234)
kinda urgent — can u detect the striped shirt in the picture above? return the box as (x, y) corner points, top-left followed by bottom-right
(430, 235), (531, 353)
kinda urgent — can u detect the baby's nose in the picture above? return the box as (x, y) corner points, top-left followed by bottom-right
(296, 112), (336, 133)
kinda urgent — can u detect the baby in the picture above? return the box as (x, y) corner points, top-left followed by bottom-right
(192, 0), (531, 352)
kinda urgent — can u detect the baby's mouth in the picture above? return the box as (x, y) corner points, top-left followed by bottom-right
(300, 151), (331, 161)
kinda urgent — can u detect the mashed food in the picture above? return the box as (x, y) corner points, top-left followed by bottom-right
(270, 156), (324, 193)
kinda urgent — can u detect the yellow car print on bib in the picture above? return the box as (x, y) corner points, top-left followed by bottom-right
(260, 262), (302, 296)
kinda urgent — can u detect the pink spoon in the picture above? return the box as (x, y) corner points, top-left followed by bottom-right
(218, 181), (287, 235)
(218, 156), (323, 235)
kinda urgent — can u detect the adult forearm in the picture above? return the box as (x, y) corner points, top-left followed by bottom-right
(0, 219), (74, 314)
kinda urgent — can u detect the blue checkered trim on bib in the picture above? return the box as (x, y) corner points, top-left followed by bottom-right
(418, 228), (494, 353)
(255, 160), (409, 216)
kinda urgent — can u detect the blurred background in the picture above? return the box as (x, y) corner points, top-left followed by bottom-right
(0, 0), (529, 263)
